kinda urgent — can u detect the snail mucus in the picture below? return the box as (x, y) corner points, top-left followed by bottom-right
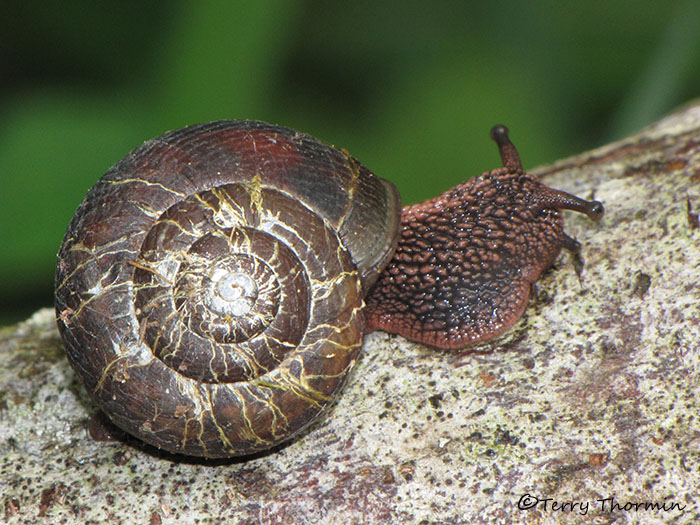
(55, 120), (603, 457)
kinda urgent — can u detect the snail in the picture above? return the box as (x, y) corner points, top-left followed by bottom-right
(55, 120), (603, 457)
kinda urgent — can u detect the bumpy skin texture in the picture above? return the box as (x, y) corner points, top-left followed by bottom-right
(55, 122), (602, 457)
(55, 121), (400, 457)
(365, 126), (603, 349)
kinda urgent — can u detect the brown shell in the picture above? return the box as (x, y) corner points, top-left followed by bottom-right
(55, 120), (401, 457)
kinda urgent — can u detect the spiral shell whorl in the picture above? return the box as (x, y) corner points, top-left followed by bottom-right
(55, 121), (401, 457)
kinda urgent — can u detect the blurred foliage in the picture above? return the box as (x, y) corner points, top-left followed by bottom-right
(1, 0), (700, 325)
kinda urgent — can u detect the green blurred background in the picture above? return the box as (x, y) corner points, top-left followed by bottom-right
(2, 0), (700, 325)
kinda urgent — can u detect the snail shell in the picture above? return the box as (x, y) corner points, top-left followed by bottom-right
(55, 121), (400, 457)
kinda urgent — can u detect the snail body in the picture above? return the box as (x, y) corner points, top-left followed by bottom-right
(55, 121), (603, 457)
